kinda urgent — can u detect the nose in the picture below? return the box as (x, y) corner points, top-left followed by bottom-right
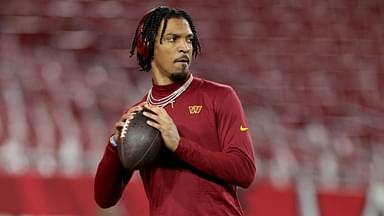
(178, 40), (191, 53)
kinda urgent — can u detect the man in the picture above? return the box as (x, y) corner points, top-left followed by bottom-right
(94, 6), (256, 216)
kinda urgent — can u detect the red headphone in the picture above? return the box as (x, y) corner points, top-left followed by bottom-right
(135, 14), (150, 57)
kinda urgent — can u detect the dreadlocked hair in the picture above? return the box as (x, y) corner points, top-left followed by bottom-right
(129, 6), (201, 72)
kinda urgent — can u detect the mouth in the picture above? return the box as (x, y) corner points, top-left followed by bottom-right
(174, 56), (190, 64)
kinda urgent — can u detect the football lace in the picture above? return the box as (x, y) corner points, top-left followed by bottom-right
(120, 119), (129, 139)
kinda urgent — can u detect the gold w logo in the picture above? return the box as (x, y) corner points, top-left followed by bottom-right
(188, 105), (202, 114)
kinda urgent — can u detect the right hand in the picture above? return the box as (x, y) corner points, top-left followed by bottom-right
(113, 102), (146, 144)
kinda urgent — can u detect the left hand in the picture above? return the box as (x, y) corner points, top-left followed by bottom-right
(142, 103), (180, 152)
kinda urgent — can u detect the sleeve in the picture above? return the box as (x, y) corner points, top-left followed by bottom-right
(174, 86), (256, 188)
(94, 139), (133, 208)
(94, 100), (146, 208)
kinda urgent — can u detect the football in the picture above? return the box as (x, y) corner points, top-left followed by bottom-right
(117, 108), (163, 171)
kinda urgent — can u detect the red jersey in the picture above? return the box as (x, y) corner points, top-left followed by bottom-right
(94, 76), (256, 215)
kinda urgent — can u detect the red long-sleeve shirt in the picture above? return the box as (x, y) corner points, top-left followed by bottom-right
(94, 76), (256, 215)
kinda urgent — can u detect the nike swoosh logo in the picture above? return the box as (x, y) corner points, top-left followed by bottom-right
(240, 125), (248, 132)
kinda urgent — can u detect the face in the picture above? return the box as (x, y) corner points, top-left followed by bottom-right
(151, 18), (194, 85)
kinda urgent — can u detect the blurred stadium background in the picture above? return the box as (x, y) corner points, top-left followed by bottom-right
(1, 0), (384, 215)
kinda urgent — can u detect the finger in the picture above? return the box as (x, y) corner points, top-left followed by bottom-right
(130, 104), (144, 113)
(124, 103), (145, 116)
(144, 103), (162, 114)
(123, 109), (140, 118)
(121, 112), (136, 120)
(116, 113), (134, 126)
(142, 110), (159, 123)
(145, 104), (169, 118)
(115, 121), (123, 129)
(115, 121), (126, 130)
(146, 119), (160, 130)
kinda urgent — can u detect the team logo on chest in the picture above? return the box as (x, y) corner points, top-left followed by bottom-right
(188, 105), (203, 114)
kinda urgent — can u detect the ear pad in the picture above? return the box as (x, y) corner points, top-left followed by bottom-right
(135, 17), (149, 57)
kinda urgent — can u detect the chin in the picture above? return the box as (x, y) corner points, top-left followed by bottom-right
(170, 70), (189, 83)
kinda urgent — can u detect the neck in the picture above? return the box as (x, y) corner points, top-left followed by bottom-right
(151, 71), (173, 86)
(151, 71), (190, 86)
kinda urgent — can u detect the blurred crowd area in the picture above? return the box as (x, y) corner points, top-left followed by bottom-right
(0, 0), (384, 190)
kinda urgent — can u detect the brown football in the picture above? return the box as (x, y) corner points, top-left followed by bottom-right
(117, 108), (163, 171)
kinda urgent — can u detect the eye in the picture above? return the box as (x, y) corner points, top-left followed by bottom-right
(187, 37), (193, 43)
(167, 37), (176, 42)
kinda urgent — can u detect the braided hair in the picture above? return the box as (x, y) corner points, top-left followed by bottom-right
(129, 6), (201, 72)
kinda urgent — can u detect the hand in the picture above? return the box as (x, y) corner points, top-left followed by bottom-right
(142, 103), (180, 152)
(113, 102), (146, 144)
